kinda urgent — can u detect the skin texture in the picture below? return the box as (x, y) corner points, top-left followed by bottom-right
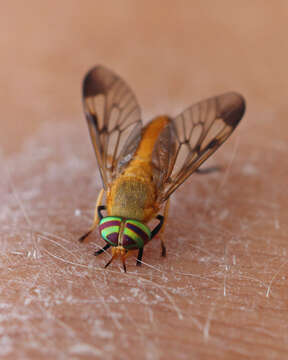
(1, 1), (288, 359)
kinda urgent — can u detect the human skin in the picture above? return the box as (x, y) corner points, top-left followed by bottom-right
(1, 1), (288, 359)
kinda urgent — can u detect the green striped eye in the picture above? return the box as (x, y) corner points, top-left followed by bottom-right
(99, 217), (122, 246)
(122, 219), (151, 249)
(99, 217), (151, 249)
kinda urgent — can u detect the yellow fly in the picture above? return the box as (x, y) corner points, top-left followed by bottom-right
(79, 66), (246, 271)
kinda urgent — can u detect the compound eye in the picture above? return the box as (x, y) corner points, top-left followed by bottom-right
(122, 220), (151, 249)
(99, 217), (122, 246)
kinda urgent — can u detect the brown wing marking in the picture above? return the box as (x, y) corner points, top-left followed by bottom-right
(151, 92), (246, 202)
(83, 66), (142, 188)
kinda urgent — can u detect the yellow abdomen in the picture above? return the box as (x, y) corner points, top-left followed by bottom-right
(107, 116), (170, 222)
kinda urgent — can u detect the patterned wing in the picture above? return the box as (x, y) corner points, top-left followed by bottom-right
(83, 66), (142, 188)
(152, 92), (246, 202)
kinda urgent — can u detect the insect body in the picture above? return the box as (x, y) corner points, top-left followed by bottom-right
(79, 66), (246, 271)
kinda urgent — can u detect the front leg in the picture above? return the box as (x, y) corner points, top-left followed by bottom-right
(136, 247), (144, 266)
(154, 199), (170, 257)
(78, 188), (105, 243)
(94, 243), (111, 256)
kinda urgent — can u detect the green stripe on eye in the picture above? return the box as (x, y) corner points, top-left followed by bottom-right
(100, 216), (122, 224)
(101, 226), (119, 240)
(127, 220), (151, 237)
(124, 228), (144, 248)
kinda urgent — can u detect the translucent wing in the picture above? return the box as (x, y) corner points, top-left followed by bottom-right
(152, 92), (246, 202)
(83, 66), (142, 188)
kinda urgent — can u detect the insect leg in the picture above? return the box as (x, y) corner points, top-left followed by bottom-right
(151, 215), (164, 238)
(195, 166), (221, 174)
(136, 248), (144, 266)
(97, 205), (106, 220)
(155, 199), (170, 257)
(94, 243), (111, 256)
(78, 188), (105, 243)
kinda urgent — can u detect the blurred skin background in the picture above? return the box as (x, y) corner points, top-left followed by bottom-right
(1, 1), (288, 359)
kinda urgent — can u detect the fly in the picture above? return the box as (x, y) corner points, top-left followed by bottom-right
(78, 65), (246, 271)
